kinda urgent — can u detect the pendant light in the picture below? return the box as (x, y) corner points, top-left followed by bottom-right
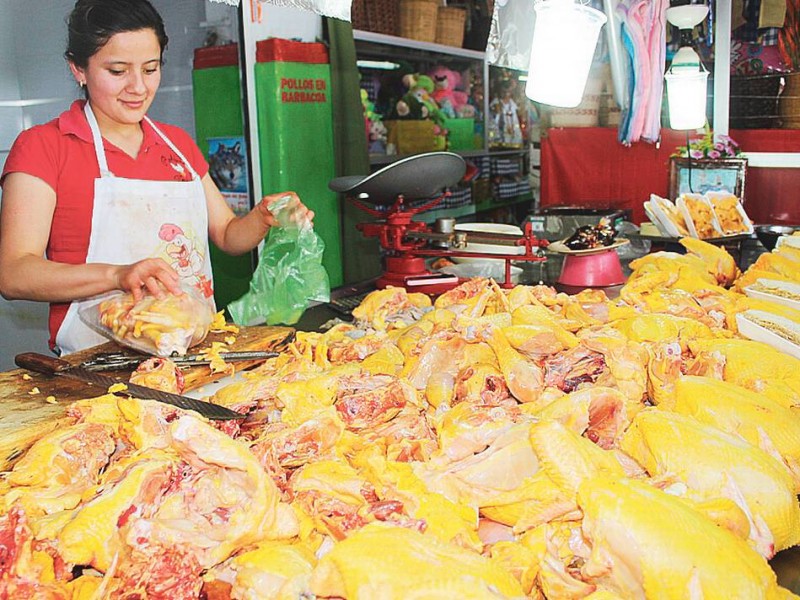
(525, 0), (608, 108)
(664, 3), (709, 130)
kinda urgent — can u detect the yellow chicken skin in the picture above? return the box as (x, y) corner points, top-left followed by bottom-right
(204, 540), (317, 600)
(308, 523), (525, 599)
(577, 477), (796, 600)
(671, 376), (800, 491)
(679, 236), (741, 286)
(687, 338), (800, 409)
(621, 409), (800, 558)
(480, 420), (625, 533)
(3, 421), (116, 517)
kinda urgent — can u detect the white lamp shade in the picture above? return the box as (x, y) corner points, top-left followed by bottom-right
(525, 1), (607, 108)
(665, 69), (708, 130)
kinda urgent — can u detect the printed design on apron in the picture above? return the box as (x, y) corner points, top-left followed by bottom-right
(54, 102), (215, 355)
(158, 223), (213, 298)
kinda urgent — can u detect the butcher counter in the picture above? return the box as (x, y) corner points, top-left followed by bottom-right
(0, 304), (799, 595)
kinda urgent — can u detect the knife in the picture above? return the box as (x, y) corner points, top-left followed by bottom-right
(80, 350), (280, 372)
(15, 353), (244, 421)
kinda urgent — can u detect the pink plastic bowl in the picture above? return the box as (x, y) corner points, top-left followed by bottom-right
(557, 249), (625, 287)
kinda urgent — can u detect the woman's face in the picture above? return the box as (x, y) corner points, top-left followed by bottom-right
(71, 29), (162, 128)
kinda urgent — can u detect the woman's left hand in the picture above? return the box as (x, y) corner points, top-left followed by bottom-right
(255, 191), (314, 228)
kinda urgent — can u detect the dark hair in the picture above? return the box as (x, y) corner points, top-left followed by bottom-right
(65, 0), (169, 67)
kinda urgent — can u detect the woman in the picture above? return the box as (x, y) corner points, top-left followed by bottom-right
(0, 0), (313, 355)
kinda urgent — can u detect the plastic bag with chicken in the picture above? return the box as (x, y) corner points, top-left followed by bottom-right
(80, 284), (215, 356)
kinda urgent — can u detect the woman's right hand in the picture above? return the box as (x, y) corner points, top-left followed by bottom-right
(113, 258), (182, 302)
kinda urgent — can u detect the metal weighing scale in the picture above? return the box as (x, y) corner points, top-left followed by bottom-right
(329, 152), (548, 295)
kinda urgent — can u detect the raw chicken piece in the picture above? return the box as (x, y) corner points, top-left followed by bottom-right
(129, 356), (185, 394)
(687, 338), (800, 409)
(671, 375), (800, 490)
(577, 477), (796, 599)
(308, 523), (525, 599)
(352, 286), (431, 331)
(4, 421), (115, 516)
(621, 409), (800, 557)
(679, 237), (741, 286)
(205, 540), (317, 600)
(480, 420), (624, 532)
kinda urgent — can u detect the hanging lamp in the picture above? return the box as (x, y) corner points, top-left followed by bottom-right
(664, 3), (709, 130)
(525, 0), (608, 108)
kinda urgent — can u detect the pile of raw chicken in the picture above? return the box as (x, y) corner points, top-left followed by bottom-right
(2, 237), (800, 599)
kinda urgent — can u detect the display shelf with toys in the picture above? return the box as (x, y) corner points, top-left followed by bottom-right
(354, 29), (488, 161)
(353, 30), (536, 225)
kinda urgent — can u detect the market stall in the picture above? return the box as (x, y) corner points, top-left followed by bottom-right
(2, 251), (800, 596)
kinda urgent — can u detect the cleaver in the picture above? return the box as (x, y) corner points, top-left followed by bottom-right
(15, 352), (244, 421)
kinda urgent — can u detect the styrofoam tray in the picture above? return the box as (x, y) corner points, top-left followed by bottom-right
(705, 191), (754, 235)
(744, 278), (800, 312)
(452, 223), (524, 264)
(776, 235), (800, 250)
(644, 199), (673, 237)
(649, 194), (690, 238)
(736, 310), (800, 360)
(677, 193), (722, 239)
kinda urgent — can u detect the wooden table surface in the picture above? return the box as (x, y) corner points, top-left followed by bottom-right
(0, 325), (293, 470)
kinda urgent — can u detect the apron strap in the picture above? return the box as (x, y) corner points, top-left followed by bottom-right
(83, 102), (113, 177)
(144, 116), (200, 181)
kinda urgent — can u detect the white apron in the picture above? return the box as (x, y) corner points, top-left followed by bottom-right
(55, 103), (214, 355)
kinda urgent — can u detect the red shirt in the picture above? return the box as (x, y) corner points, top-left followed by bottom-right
(1, 100), (210, 350)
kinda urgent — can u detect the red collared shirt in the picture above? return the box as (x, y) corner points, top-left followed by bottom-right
(1, 100), (209, 349)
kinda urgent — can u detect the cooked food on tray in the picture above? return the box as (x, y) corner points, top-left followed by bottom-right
(748, 278), (800, 303)
(679, 194), (717, 239)
(708, 193), (751, 235)
(563, 219), (617, 250)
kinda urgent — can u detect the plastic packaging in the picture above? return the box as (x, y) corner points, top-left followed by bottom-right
(79, 285), (215, 357)
(228, 196), (330, 326)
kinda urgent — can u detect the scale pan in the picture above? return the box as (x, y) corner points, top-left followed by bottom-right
(328, 152), (466, 204)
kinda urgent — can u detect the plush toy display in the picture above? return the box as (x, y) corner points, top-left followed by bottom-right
(361, 88), (387, 153)
(428, 66), (471, 119)
(394, 74), (447, 128)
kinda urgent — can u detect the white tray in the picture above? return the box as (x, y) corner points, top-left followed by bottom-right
(736, 310), (800, 360)
(648, 194), (689, 238)
(744, 278), (800, 312)
(677, 193), (722, 239)
(705, 191), (754, 236)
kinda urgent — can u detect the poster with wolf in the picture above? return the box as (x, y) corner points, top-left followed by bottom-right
(208, 136), (250, 216)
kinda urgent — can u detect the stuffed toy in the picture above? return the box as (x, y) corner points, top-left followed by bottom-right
(395, 74), (447, 128)
(429, 66), (471, 118)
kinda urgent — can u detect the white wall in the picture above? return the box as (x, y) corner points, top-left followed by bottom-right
(0, 0), (238, 369)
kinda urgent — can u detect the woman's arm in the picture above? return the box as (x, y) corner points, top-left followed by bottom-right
(0, 172), (181, 302)
(203, 174), (314, 256)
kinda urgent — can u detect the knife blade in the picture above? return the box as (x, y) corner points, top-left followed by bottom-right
(15, 353), (244, 421)
(80, 350), (280, 371)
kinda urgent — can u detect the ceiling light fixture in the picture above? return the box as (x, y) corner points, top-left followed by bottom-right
(664, 3), (710, 130)
(525, 0), (607, 108)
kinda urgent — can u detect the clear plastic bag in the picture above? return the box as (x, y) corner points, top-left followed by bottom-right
(79, 284), (215, 357)
(228, 196), (330, 326)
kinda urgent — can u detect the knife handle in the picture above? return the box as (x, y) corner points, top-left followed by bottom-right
(15, 352), (72, 375)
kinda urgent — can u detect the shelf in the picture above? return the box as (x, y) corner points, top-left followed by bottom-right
(353, 30), (485, 61)
(418, 194), (534, 224)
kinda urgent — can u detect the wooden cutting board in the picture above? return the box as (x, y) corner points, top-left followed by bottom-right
(0, 325), (293, 470)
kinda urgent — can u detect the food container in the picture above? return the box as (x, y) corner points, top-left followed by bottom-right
(452, 223), (525, 264)
(736, 310), (800, 360)
(744, 278), (800, 312)
(648, 195), (690, 238)
(704, 191), (753, 236)
(755, 225), (800, 251)
(677, 193), (721, 239)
